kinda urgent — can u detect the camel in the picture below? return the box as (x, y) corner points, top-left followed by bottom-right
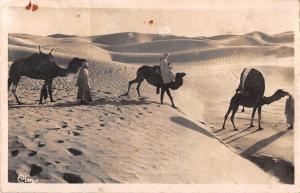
(8, 46), (87, 104)
(122, 65), (186, 108)
(222, 68), (289, 131)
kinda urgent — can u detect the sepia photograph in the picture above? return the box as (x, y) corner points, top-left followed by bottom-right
(2, 0), (298, 190)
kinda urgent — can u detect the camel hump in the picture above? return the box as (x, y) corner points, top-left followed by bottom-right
(242, 68), (265, 96)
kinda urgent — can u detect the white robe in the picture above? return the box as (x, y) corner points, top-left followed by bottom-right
(285, 96), (294, 125)
(76, 68), (92, 102)
(160, 58), (175, 84)
(241, 68), (252, 89)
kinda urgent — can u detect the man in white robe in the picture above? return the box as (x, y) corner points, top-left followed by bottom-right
(285, 94), (294, 130)
(76, 62), (92, 105)
(160, 53), (175, 84)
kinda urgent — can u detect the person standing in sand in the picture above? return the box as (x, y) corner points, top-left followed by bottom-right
(76, 62), (92, 105)
(285, 94), (294, 130)
(160, 53), (175, 87)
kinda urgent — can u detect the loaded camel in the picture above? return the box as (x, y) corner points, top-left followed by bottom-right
(8, 46), (87, 104)
(222, 68), (289, 131)
(122, 65), (186, 108)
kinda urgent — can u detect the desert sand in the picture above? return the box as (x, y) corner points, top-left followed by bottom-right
(8, 31), (293, 183)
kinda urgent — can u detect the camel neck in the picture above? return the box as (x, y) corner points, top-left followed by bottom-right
(263, 93), (283, 105)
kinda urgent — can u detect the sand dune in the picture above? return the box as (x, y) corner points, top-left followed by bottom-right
(98, 39), (218, 53)
(8, 31), (294, 183)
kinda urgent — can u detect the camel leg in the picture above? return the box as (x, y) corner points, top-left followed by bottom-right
(136, 79), (144, 98)
(123, 77), (140, 96)
(222, 105), (232, 129)
(160, 88), (166, 104)
(11, 76), (22, 105)
(39, 82), (47, 104)
(249, 106), (257, 128)
(230, 104), (239, 131)
(48, 79), (55, 102)
(156, 87), (160, 94)
(257, 106), (263, 130)
(165, 88), (175, 108)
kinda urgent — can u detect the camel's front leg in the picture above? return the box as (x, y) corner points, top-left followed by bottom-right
(230, 104), (239, 131)
(257, 106), (263, 130)
(165, 88), (175, 108)
(222, 105), (232, 129)
(249, 106), (257, 128)
(122, 77), (139, 96)
(160, 88), (165, 104)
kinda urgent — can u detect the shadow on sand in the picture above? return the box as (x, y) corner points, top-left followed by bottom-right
(8, 97), (161, 109)
(170, 116), (214, 138)
(241, 130), (288, 155)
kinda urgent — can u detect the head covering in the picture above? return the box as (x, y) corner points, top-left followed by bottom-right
(82, 61), (89, 69)
(163, 52), (169, 58)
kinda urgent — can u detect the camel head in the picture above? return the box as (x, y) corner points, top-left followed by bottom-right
(169, 72), (186, 90)
(175, 72), (186, 79)
(274, 89), (289, 98)
(68, 58), (88, 73)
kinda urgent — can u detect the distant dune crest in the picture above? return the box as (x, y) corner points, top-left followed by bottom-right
(9, 31), (293, 64)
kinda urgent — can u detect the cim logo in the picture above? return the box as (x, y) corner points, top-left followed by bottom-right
(17, 175), (38, 183)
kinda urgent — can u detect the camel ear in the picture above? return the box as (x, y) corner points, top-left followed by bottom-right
(49, 48), (54, 55)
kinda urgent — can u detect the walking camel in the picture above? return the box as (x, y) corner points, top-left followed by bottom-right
(122, 65), (186, 108)
(222, 68), (289, 131)
(8, 46), (87, 104)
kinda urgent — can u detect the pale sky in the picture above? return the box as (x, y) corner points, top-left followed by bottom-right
(5, 0), (297, 37)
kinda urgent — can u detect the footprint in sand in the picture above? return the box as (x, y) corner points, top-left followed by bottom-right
(47, 127), (60, 131)
(100, 124), (105, 127)
(56, 139), (64, 143)
(38, 142), (46, 147)
(30, 164), (43, 176)
(28, 150), (37, 157)
(63, 173), (83, 183)
(32, 134), (40, 140)
(44, 161), (52, 166)
(72, 131), (80, 136)
(199, 121), (206, 125)
(138, 112), (143, 115)
(11, 150), (19, 157)
(75, 126), (84, 131)
(62, 124), (68, 128)
(120, 117), (125, 120)
(68, 148), (82, 156)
